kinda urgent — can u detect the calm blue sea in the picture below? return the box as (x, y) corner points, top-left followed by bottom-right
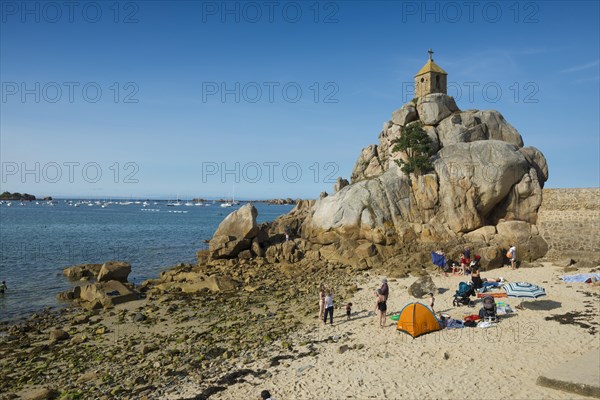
(0, 200), (293, 321)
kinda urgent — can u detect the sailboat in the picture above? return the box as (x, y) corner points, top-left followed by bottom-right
(166, 193), (182, 207)
(220, 186), (238, 208)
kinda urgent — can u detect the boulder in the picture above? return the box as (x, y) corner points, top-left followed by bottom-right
(433, 141), (529, 232)
(97, 261), (131, 283)
(49, 328), (70, 342)
(63, 264), (103, 280)
(464, 226), (497, 244)
(408, 274), (437, 298)
(209, 204), (258, 259)
(495, 221), (548, 261)
(392, 102), (418, 126)
(416, 93), (459, 125)
(476, 246), (504, 269)
(78, 280), (139, 309)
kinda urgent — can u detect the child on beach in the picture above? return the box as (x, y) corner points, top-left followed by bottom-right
(346, 302), (352, 320)
(428, 292), (435, 313)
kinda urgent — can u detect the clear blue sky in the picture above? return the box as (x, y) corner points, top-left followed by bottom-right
(1, 0), (598, 199)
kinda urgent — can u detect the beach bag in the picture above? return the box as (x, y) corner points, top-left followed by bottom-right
(506, 251), (512, 258)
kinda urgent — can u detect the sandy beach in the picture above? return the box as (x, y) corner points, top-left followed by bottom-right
(166, 263), (600, 400)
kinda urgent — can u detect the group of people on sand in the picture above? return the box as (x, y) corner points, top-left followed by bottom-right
(318, 284), (336, 325)
(318, 278), (389, 328)
(316, 243), (518, 328)
(440, 244), (518, 276)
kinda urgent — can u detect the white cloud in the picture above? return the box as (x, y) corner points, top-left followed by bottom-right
(560, 60), (600, 73)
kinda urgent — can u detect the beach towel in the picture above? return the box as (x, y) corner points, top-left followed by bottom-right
(560, 273), (600, 283)
(431, 252), (446, 269)
(476, 292), (507, 298)
(446, 319), (465, 329)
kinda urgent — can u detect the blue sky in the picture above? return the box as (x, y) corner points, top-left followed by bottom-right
(1, 0), (598, 199)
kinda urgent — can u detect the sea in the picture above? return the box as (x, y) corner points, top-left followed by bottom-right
(0, 200), (293, 322)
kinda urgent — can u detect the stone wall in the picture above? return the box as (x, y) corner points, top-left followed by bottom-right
(537, 188), (600, 261)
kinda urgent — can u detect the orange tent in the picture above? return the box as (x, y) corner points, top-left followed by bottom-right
(396, 302), (441, 338)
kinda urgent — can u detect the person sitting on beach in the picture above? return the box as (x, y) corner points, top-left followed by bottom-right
(323, 291), (334, 325)
(346, 302), (352, 320)
(260, 389), (275, 400)
(0, 281), (6, 295)
(472, 270), (504, 292)
(375, 289), (387, 328)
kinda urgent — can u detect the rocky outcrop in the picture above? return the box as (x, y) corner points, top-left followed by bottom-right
(59, 261), (138, 310)
(265, 93), (548, 268)
(209, 204), (259, 259)
(208, 93), (549, 270)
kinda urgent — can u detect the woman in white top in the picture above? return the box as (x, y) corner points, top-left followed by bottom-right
(323, 291), (334, 325)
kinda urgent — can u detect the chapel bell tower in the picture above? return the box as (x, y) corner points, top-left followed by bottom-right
(414, 49), (448, 97)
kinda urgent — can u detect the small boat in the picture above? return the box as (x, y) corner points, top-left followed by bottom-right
(220, 202), (232, 208)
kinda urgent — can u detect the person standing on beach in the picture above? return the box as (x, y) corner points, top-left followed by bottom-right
(428, 292), (435, 313)
(318, 284), (326, 321)
(460, 247), (471, 275)
(375, 289), (387, 328)
(508, 245), (517, 270)
(380, 278), (389, 301)
(323, 291), (334, 325)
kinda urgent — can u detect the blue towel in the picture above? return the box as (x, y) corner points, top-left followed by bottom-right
(561, 273), (600, 283)
(431, 252), (446, 268)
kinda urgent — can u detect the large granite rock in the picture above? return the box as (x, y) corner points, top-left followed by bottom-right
(392, 102), (418, 126)
(228, 94), (550, 266)
(416, 93), (459, 125)
(433, 140), (530, 232)
(209, 204), (258, 259)
(97, 261), (131, 283)
(78, 280), (139, 309)
(436, 110), (523, 148)
(408, 274), (437, 298)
